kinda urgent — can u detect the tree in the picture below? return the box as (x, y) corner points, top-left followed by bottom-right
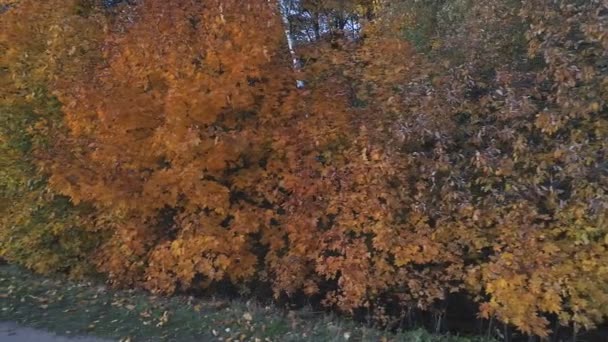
(48, 0), (298, 288)
(1, 0), (607, 338)
(0, 0), (107, 276)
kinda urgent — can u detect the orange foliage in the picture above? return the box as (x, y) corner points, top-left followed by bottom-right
(49, 0), (293, 288)
(2, 0), (607, 339)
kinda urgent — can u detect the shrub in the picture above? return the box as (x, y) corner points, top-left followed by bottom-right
(0, 0), (107, 277)
(1, 0), (606, 338)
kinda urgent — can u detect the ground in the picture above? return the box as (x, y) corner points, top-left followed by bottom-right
(0, 322), (110, 342)
(0, 265), (484, 341)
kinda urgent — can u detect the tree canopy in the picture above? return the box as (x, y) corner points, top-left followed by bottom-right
(1, 0), (607, 339)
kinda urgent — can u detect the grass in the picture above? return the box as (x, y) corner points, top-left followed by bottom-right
(0, 264), (488, 341)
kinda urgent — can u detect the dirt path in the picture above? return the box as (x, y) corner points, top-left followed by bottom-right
(0, 322), (111, 342)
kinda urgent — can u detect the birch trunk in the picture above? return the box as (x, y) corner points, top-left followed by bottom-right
(277, 0), (305, 88)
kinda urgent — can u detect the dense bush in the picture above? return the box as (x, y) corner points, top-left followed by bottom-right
(0, 91), (102, 277)
(376, 1), (608, 335)
(0, 0), (106, 276)
(1, 0), (606, 338)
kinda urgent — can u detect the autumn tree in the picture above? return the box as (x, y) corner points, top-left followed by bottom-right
(366, 0), (608, 336)
(1, 0), (607, 339)
(0, 0), (107, 276)
(48, 0), (299, 288)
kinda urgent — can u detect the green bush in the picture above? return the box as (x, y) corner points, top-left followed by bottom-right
(0, 93), (104, 277)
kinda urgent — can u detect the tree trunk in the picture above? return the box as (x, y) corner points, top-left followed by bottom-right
(278, 0), (304, 88)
